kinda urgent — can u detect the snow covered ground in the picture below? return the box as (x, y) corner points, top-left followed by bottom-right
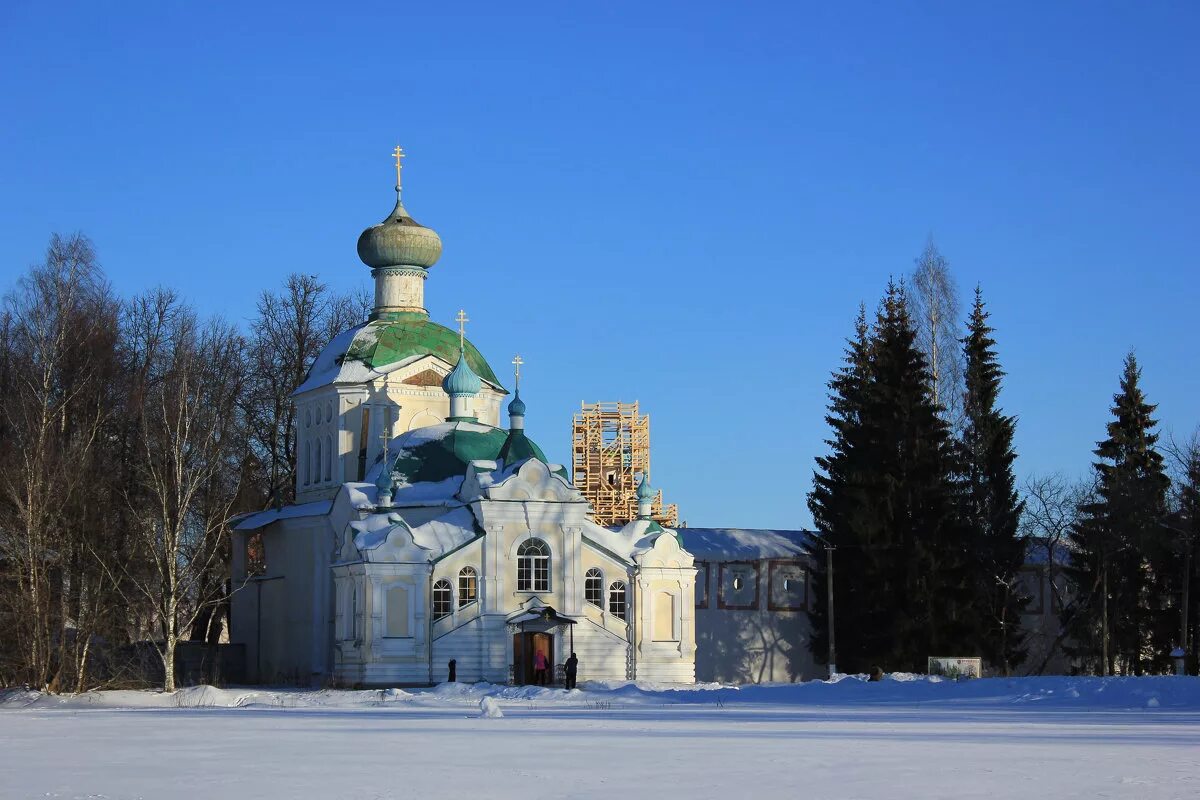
(2, 675), (1198, 799)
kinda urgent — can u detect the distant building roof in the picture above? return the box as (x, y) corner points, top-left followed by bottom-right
(673, 527), (817, 561)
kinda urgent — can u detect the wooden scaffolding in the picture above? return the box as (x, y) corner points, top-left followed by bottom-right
(571, 401), (679, 528)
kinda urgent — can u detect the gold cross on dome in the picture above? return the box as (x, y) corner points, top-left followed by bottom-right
(512, 354), (524, 386)
(455, 309), (469, 350)
(392, 145), (405, 190)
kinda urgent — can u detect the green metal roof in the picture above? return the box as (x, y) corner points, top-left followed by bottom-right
(389, 422), (510, 484)
(497, 429), (549, 467)
(343, 313), (503, 387)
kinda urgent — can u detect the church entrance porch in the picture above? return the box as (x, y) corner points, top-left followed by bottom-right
(513, 632), (554, 686)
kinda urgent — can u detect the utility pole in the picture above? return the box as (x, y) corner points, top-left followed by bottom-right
(826, 543), (836, 678)
(1101, 562), (1109, 677)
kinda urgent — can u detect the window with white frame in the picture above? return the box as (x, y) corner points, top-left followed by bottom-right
(432, 579), (452, 620)
(517, 539), (550, 591)
(585, 568), (603, 607)
(458, 567), (478, 608)
(608, 581), (627, 619)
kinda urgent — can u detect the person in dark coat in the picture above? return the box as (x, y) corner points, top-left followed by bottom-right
(564, 652), (579, 690)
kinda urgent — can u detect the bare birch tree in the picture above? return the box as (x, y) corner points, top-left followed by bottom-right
(0, 234), (122, 690)
(909, 238), (963, 428)
(114, 291), (247, 690)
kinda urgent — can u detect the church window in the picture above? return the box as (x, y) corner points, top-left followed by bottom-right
(315, 438), (324, 485)
(608, 581), (627, 620)
(245, 533), (266, 578)
(324, 434), (333, 482)
(432, 579), (452, 620)
(517, 539), (550, 592)
(653, 592), (677, 641)
(458, 567), (478, 607)
(585, 568), (603, 607)
(344, 582), (357, 641)
(305, 407), (312, 428)
(352, 407), (367, 482)
(384, 585), (410, 638)
(303, 441), (311, 485)
(326, 400), (333, 422)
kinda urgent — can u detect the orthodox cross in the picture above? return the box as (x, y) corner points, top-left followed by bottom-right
(512, 354), (524, 388)
(392, 145), (405, 192)
(455, 309), (469, 350)
(379, 409), (392, 465)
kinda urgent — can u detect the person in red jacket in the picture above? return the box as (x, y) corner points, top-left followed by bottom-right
(533, 649), (548, 686)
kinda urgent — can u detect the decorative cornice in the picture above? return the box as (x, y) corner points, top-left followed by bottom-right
(372, 266), (429, 279)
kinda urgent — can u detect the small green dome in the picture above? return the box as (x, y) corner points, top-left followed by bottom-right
(357, 196), (443, 270)
(507, 388), (526, 417)
(636, 473), (654, 501)
(443, 349), (482, 397)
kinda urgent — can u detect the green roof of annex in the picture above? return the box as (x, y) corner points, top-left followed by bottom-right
(341, 312), (503, 388)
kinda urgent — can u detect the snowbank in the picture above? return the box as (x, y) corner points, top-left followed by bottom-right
(2, 675), (1197, 713)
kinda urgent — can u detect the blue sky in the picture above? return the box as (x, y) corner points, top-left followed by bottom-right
(2, 2), (1197, 528)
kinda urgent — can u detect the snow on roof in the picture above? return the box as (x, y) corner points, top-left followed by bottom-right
(233, 500), (333, 531)
(413, 507), (481, 556)
(675, 527), (817, 561)
(293, 323), (379, 395)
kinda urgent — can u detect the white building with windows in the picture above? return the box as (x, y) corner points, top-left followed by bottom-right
(229, 158), (699, 686)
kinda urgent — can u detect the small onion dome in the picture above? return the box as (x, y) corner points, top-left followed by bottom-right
(356, 196), (443, 270)
(443, 348), (482, 397)
(508, 388), (527, 417)
(636, 473), (654, 502)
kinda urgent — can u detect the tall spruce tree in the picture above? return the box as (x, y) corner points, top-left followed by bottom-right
(810, 283), (965, 673)
(1066, 353), (1172, 674)
(959, 288), (1027, 674)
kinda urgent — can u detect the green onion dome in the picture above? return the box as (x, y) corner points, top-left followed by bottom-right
(357, 196), (443, 270)
(442, 348), (482, 397)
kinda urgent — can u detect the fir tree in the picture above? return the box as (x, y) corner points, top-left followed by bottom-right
(810, 284), (965, 673)
(958, 288), (1027, 674)
(1066, 353), (1172, 674)
(808, 305), (875, 671)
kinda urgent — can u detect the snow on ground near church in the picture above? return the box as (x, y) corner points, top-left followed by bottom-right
(2, 676), (1198, 799)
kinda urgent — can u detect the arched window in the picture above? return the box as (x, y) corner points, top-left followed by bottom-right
(585, 568), (603, 607)
(432, 579), (453, 620)
(324, 434), (333, 482)
(302, 441), (311, 485)
(517, 539), (550, 592)
(609, 581), (627, 620)
(458, 567), (478, 607)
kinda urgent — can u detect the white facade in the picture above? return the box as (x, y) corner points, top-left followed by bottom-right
(232, 453), (697, 686)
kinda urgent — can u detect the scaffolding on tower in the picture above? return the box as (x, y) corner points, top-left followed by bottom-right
(571, 401), (679, 528)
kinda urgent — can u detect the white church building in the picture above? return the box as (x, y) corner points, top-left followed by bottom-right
(229, 152), (730, 687)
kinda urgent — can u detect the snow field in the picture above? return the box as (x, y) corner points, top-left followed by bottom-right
(1, 676), (1198, 799)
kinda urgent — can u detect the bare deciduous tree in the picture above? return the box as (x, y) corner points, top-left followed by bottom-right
(909, 238), (963, 429)
(243, 275), (368, 510)
(0, 234), (121, 690)
(1019, 472), (1092, 673)
(107, 290), (247, 691)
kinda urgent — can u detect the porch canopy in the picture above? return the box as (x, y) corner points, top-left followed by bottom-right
(505, 605), (578, 627)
